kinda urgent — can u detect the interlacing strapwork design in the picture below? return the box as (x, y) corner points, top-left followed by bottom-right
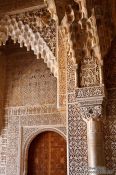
(68, 104), (88, 175)
(104, 119), (116, 170)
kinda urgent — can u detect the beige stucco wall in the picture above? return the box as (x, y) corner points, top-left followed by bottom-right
(0, 47), (66, 175)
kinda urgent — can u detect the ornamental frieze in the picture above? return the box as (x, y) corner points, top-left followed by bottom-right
(76, 85), (105, 98)
(5, 105), (58, 116)
(68, 85), (105, 104)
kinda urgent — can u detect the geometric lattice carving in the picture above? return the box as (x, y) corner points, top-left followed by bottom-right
(104, 120), (116, 171)
(68, 104), (88, 175)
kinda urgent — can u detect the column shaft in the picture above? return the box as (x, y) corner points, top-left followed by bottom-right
(87, 118), (105, 175)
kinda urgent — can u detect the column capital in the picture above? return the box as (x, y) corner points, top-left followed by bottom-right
(80, 105), (103, 122)
(79, 96), (106, 123)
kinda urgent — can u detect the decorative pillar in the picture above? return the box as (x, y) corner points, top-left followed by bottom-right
(77, 31), (105, 174)
(64, 1), (106, 174)
(80, 98), (106, 175)
(87, 118), (105, 174)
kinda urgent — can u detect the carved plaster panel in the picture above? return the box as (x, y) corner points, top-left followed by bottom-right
(5, 54), (57, 107)
(68, 103), (88, 175)
(3, 105), (66, 175)
(79, 56), (101, 87)
(104, 119), (116, 171)
(58, 28), (67, 107)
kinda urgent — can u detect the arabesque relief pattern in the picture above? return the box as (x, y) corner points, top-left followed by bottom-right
(5, 53), (57, 106)
(0, 30), (66, 175)
(58, 29), (67, 108)
(0, 0), (116, 175)
(68, 103), (88, 174)
(5, 112), (66, 175)
(64, 0), (111, 174)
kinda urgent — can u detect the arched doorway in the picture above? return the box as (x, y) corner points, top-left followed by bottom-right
(27, 131), (67, 175)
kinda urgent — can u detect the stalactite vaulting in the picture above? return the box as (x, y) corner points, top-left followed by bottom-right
(0, 11), (58, 77)
(0, 1), (116, 175)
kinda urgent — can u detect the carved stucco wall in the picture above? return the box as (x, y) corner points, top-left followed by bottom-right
(0, 1), (116, 175)
(85, 0), (116, 172)
(58, 29), (67, 108)
(5, 49), (57, 107)
(67, 58), (88, 174)
(0, 43), (66, 175)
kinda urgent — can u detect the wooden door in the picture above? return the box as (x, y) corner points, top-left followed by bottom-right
(28, 131), (67, 175)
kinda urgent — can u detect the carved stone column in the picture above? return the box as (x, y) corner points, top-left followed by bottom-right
(87, 118), (105, 174)
(80, 96), (106, 175)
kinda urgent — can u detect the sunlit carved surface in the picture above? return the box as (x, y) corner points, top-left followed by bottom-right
(0, 1), (116, 175)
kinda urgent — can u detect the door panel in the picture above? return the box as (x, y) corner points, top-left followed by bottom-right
(28, 131), (67, 175)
